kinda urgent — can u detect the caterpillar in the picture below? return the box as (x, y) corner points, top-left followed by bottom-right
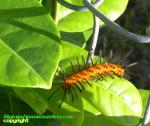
(48, 51), (135, 107)
(62, 63), (124, 91)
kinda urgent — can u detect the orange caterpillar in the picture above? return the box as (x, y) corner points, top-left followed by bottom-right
(62, 63), (124, 92)
(48, 60), (125, 107)
(48, 50), (135, 107)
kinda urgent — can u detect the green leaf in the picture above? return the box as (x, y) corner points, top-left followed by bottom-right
(60, 29), (92, 47)
(47, 85), (84, 126)
(57, 0), (129, 32)
(83, 111), (122, 126)
(13, 84), (84, 126)
(82, 77), (142, 126)
(0, 0), (61, 89)
(26, 85), (84, 126)
(139, 89), (150, 116)
(13, 88), (48, 115)
(60, 41), (87, 60)
(139, 89), (150, 125)
(60, 29), (92, 60)
(83, 96), (120, 126)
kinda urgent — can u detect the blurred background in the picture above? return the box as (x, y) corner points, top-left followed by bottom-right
(95, 0), (150, 89)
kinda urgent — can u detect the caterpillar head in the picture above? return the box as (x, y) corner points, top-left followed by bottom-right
(62, 79), (73, 92)
(62, 84), (69, 92)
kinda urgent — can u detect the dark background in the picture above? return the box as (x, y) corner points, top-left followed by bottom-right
(95, 0), (150, 89)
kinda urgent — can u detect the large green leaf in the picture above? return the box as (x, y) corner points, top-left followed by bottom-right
(82, 77), (142, 126)
(56, 0), (129, 32)
(0, 0), (61, 89)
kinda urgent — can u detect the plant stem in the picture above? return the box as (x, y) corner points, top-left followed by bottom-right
(86, 15), (100, 64)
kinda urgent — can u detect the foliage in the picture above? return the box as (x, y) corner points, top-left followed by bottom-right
(0, 0), (149, 126)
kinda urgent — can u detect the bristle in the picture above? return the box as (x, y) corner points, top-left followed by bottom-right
(47, 86), (61, 100)
(78, 82), (85, 90)
(59, 65), (67, 77)
(75, 83), (82, 92)
(69, 59), (76, 73)
(85, 79), (92, 87)
(82, 56), (88, 68)
(122, 50), (134, 63)
(107, 50), (113, 63)
(59, 92), (67, 107)
(69, 88), (74, 102)
(125, 62), (138, 68)
(72, 86), (78, 99)
(76, 57), (81, 70)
